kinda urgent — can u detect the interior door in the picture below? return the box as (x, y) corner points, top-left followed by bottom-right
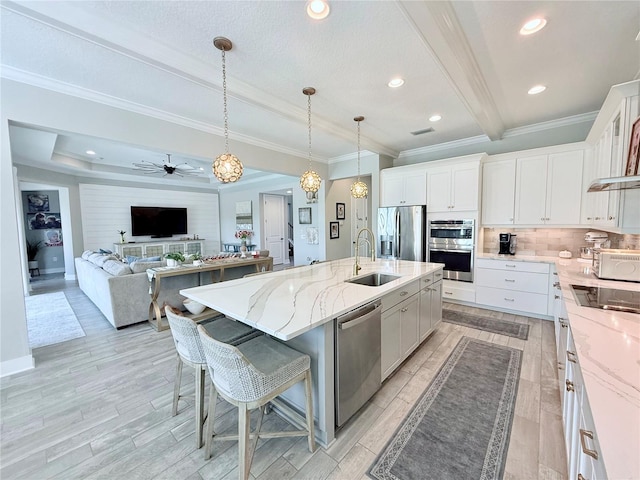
(263, 194), (285, 265)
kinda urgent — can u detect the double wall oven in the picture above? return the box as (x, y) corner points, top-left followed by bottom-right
(428, 219), (475, 282)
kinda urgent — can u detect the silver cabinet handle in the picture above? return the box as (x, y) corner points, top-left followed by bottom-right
(443, 291), (453, 295)
(559, 319), (568, 328)
(579, 429), (599, 459)
(504, 298), (515, 302)
(553, 282), (560, 287)
(401, 307), (408, 312)
(555, 295), (560, 299)
(565, 380), (574, 392)
(567, 350), (577, 363)
(505, 264), (516, 268)
(504, 279), (516, 283)
(399, 291), (408, 296)
(435, 273), (442, 277)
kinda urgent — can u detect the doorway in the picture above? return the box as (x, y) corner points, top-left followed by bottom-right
(263, 194), (287, 265)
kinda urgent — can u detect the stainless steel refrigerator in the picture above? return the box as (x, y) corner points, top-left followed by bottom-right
(377, 206), (427, 261)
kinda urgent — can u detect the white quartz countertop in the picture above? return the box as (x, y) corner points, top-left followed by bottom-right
(480, 253), (640, 479)
(181, 257), (444, 341)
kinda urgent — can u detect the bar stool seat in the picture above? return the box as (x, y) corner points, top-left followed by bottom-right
(198, 326), (315, 480)
(165, 307), (258, 448)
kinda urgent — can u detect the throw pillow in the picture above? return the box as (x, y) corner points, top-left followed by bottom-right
(81, 250), (93, 260)
(126, 255), (161, 264)
(102, 259), (132, 276)
(99, 248), (113, 254)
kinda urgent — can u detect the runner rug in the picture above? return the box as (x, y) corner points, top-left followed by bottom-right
(25, 291), (85, 348)
(442, 309), (529, 340)
(368, 337), (521, 480)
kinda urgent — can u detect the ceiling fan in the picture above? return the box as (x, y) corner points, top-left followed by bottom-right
(133, 154), (203, 177)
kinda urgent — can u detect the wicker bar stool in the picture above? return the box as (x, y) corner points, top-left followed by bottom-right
(165, 307), (258, 448)
(197, 325), (315, 480)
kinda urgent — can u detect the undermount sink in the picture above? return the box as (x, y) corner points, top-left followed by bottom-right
(345, 273), (401, 287)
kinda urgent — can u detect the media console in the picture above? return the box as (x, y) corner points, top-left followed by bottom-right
(112, 240), (204, 258)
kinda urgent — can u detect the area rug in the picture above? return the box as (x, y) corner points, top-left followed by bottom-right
(368, 337), (521, 480)
(25, 292), (85, 348)
(442, 309), (529, 340)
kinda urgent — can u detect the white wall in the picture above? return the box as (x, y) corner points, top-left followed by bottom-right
(79, 184), (220, 254)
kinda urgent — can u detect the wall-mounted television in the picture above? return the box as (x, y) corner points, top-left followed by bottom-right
(131, 206), (187, 238)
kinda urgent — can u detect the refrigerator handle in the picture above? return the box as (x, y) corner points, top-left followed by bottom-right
(395, 209), (400, 258)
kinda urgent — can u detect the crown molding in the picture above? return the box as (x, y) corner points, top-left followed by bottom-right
(501, 111), (597, 139)
(398, 134), (489, 159)
(1, 66), (315, 161)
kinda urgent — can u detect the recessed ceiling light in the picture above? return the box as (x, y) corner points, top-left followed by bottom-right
(286, 190), (292, 194)
(307, 0), (330, 20)
(388, 78), (405, 88)
(86, 150), (96, 155)
(429, 114), (442, 122)
(199, 167), (204, 171)
(520, 18), (547, 35)
(528, 85), (546, 95)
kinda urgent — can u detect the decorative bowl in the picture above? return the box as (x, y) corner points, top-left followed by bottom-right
(183, 298), (206, 315)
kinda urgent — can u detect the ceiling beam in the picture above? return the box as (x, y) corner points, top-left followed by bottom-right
(398, 0), (505, 141)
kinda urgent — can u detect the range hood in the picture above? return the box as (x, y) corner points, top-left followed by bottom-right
(587, 175), (640, 192)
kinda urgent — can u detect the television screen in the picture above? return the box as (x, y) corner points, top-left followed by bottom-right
(131, 206), (187, 237)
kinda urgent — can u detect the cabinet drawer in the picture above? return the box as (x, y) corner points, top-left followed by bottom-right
(442, 281), (476, 303)
(475, 268), (549, 294)
(421, 273), (434, 289)
(382, 280), (419, 312)
(476, 286), (548, 315)
(476, 258), (550, 274)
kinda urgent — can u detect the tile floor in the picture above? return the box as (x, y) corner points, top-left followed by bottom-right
(1, 277), (567, 479)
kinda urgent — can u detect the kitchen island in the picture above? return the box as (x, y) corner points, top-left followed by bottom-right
(181, 257), (444, 446)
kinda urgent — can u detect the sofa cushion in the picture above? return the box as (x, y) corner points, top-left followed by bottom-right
(126, 255), (161, 264)
(102, 259), (132, 276)
(130, 260), (166, 273)
(81, 250), (93, 260)
(95, 254), (118, 267)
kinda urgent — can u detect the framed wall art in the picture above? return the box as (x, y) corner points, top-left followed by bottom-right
(299, 207), (312, 224)
(336, 202), (345, 220)
(625, 116), (640, 176)
(329, 221), (339, 239)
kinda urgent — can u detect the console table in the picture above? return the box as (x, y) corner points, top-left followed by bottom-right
(146, 256), (273, 331)
(222, 242), (256, 253)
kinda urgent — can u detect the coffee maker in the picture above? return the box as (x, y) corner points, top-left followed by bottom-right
(499, 233), (517, 255)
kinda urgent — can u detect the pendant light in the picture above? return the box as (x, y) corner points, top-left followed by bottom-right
(350, 116), (368, 198)
(300, 87), (322, 197)
(212, 36), (243, 183)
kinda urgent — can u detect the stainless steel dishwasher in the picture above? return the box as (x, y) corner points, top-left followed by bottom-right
(335, 299), (382, 427)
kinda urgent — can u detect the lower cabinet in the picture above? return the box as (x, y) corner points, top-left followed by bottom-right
(382, 270), (444, 381)
(475, 258), (550, 316)
(555, 298), (607, 479)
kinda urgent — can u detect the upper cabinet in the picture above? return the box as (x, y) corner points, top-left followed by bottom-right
(481, 159), (516, 225)
(380, 167), (427, 207)
(583, 80), (640, 233)
(514, 150), (584, 226)
(426, 157), (482, 213)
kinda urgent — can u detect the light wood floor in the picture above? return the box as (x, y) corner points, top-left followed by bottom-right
(1, 277), (567, 479)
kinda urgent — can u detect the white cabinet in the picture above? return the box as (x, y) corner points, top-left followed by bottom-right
(514, 150), (584, 225)
(112, 240), (204, 258)
(380, 168), (427, 206)
(427, 162), (480, 213)
(481, 160), (516, 225)
(558, 322), (608, 480)
(475, 258), (550, 316)
(418, 271), (443, 342)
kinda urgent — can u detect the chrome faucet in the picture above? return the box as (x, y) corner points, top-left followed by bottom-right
(354, 227), (376, 275)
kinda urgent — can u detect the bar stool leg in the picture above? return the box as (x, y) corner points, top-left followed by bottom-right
(304, 370), (316, 452)
(204, 384), (218, 460)
(238, 403), (251, 480)
(172, 355), (183, 416)
(195, 365), (206, 448)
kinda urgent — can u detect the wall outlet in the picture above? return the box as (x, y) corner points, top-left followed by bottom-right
(52, 256), (58, 262)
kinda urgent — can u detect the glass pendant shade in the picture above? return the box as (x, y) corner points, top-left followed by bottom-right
(351, 115), (368, 198)
(351, 180), (368, 198)
(213, 153), (243, 183)
(300, 169), (322, 193)
(212, 36), (243, 184)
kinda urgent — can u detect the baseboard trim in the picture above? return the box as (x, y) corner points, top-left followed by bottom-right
(64, 273), (77, 281)
(0, 354), (35, 378)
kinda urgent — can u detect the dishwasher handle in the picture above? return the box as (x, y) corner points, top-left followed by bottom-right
(338, 302), (381, 330)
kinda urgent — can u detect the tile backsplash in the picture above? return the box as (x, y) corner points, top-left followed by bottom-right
(481, 228), (640, 257)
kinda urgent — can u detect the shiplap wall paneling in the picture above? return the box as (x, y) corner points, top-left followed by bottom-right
(79, 184), (220, 253)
